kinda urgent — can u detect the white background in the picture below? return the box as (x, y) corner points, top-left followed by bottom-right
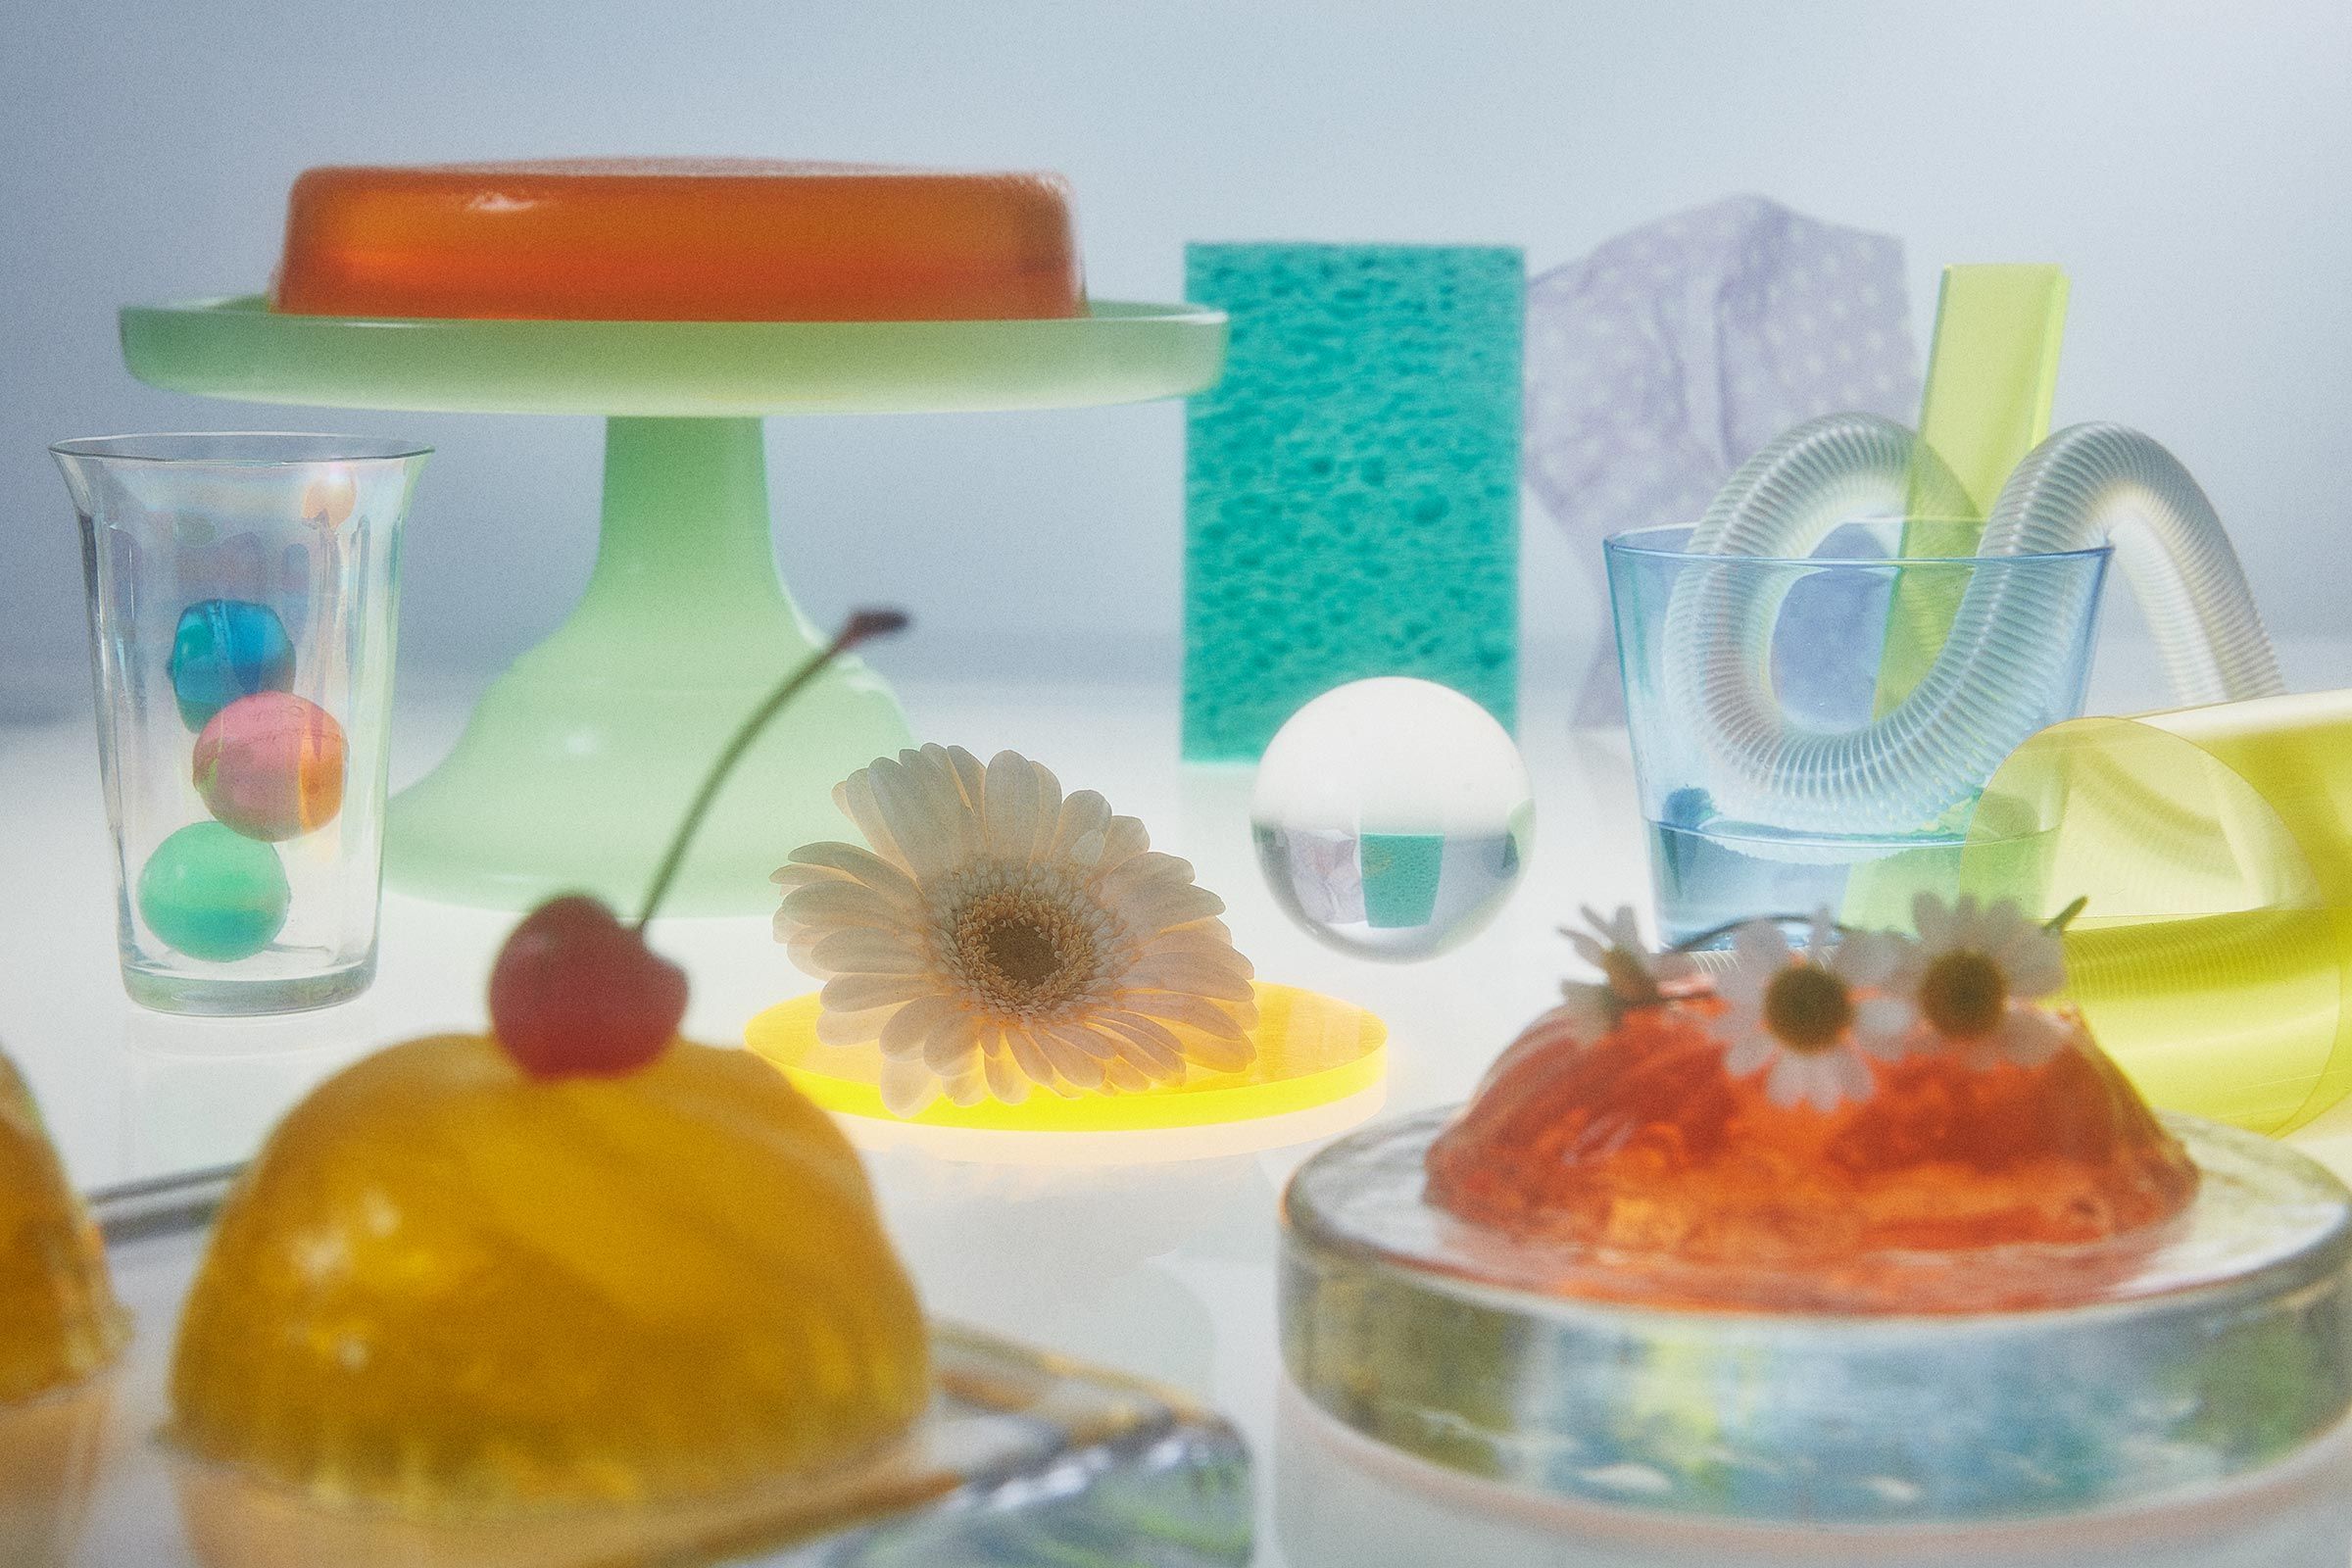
(9, 11), (2352, 1557)
(4, 0), (2350, 705)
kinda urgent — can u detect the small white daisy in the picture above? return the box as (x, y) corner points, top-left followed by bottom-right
(1555, 904), (1694, 1036)
(1478, 906), (1692, 1093)
(1711, 910), (1915, 1110)
(1894, 893), (2073, 1069)
(774, 745), (1257, 1116)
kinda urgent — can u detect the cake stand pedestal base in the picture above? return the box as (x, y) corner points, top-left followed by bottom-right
(388, 416), (912, 912)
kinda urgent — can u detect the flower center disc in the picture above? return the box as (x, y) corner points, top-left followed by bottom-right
(954, 888), (1097, 1015)
(1762, 965), (1852, 1054)
(1920, 951), (2006, 1039)
(985, 919), (1061, 990)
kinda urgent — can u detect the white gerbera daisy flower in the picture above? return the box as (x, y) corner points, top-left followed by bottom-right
(1894, 893), (2073, 1069)
(1555, 904), (1695, 1036)
(774, 745), (1257, 1116)
(1710, 910), (1914, 1110)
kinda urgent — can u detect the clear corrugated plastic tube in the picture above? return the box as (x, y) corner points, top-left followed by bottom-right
(1662, 414), (2284, 832)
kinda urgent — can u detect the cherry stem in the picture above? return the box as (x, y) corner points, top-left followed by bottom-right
(633, 609), (909, 932)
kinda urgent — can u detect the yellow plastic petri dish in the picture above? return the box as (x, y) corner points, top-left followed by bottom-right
(747, 983), (1386, 1155)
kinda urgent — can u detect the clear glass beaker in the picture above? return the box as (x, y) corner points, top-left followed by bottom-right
(53, 433), (427, 1014)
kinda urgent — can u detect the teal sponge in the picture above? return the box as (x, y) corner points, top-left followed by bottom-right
(1183, 243), (1522, 761)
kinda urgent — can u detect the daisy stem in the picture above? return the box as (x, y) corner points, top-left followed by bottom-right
(633, 609), (910, 933)
(2043, 895), (2089, 934)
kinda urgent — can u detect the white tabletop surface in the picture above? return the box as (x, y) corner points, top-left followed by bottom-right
(10, 646), (2352, 1565)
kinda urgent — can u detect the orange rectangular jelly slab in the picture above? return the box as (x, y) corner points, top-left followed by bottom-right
(270, 159), (1088, 323)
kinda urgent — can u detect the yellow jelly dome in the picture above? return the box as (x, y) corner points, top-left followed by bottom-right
(0, 1052), (127, 1405)
(170, 1034), (929, 1516)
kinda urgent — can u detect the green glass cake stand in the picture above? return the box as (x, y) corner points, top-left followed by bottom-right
(121, 296), (1226, 912)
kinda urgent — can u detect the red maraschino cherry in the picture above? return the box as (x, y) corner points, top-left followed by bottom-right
(488, 609), (909, 1079)
(488, 895), (687, 1077)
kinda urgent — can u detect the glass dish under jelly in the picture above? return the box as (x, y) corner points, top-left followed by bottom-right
(57, 1167), (1250, 1567)
(1281, 1107), (2352, 1529)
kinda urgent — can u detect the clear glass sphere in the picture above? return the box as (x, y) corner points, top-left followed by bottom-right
(1250, 678), (1533, 961)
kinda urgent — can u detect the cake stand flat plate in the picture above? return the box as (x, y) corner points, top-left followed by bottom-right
(121, 296), (1228, 416)
(52, 1166), (1250, 1566)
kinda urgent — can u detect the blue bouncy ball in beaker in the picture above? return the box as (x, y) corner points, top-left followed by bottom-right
(167, 598), (295, 731)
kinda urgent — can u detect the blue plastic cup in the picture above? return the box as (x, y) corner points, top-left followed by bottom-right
(1603, 519), (2111, 945)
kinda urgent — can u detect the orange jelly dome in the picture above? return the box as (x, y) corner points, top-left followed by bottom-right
(1424, 997), (2200, 1312)
(171, 1034), (928, 1514)
(270, 159), (1088, 322)
(0, 1053), (127, 1405)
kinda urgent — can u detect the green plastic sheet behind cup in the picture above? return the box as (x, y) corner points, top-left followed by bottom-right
(1875, 264), (2069, 711)
(1960, 690), (2352, 1134)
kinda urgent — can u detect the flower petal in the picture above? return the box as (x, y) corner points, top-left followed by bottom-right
(770, 860), (853, 894)
(1995, 1005), (2073, 1068)
(834, 766), (906, 868)
(1763, 1054), (1812, 1108)
(1555, 983), (1617, 1039)
(982, 1048), (1030, 1103)
(867, 753), (964, 879)
(1123, 954), (1256, 1003)
(1103, 865), (1225, 931)
(815, 1003), (897, 1048)
(921, 1011), (984, 1072)
(784, 841), (924, 906)
(1912, 892), (1951, 947)
(1832, 929), (1903, 987)
(822, 971), (934, 1012)
(941, 1065), (991, 1106)
(907, 750), (978, 864)
(779, 925), (835, 978)
(1711, 958), (1770, 1008)
(880, 1059), (939, 1116)
(1999, 932), (2067, 998)
(879, 994), (964, 1061)
(1852, 995), (1918, 1060)
(809, 927), (931, 976)
(936, 743), (986, 808)
(1099, 1014), (1189, 1074)
(1733, 919), (1792, 972)
(1003, 1026), (1057, 1087)
(1186, 1031), (1256, 1074)
(1145, 922), (1248, 960)
(1832, 1048), (1875, 1104)
(1091, 815), (1152, 874)
(1723, 1031), (1775, 1077)
(779, 879), (906, 933)
(1804, 908), (1837, 956)
(1035, 1027), (1107, 1090)
(983, 751), (1054, 861)
(1113, 1034), (1188, 1083)
(1122, 990), (1250, 1041)
(1050, 790), (1114, 861)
